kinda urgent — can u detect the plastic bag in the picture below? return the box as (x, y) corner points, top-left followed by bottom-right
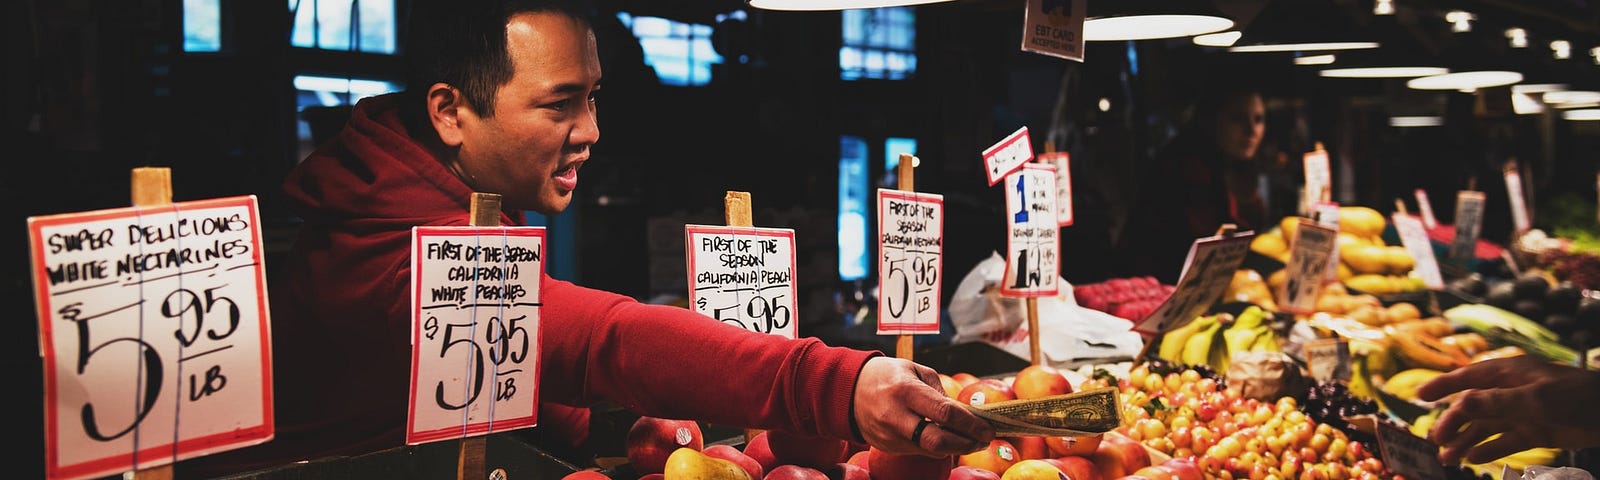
(949, 252), (1145, 363)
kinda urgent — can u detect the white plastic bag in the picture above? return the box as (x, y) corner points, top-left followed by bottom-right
(949, 252), (1145, 363)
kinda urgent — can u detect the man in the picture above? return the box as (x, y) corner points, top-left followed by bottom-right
(180, 1), (990, 475)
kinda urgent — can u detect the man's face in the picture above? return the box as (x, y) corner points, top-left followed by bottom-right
(1215, 93), (1265, 161)
(455, 11), (601, 214)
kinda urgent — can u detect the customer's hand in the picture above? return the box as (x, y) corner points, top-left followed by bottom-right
(852, 357), (994, 456)
(1416, 355), (1600, 465)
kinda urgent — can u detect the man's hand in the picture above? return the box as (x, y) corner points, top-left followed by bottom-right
(1416, 355), (1600, 465)
(852, 357), (994, 457)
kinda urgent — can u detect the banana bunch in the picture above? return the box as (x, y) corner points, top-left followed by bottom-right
(1411, 410), (1561, 479)
(1380, 367), (1446, 402)
(1158, 306), (1280, 371)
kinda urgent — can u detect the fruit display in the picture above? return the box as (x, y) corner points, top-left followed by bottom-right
(1155, 306), (1282, 373)
(1076, 276), (1176, 322)
(1250, 208), (1426, 297)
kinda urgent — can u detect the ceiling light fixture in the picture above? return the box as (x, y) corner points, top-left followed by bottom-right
(1407, 71), (1523, 91)
(1320, 66), (1449, 78)
(1374, 0), (1394, 16)
(1562, 109), (1600, 120)
(1446, 11), (1475, 33)
(1194, 31), (1242, 47)
(1295, 54), (1337, 65)
(1551, 40), (1572, 60)
(1084, 15), (1234, 41)
(1230, 41), (1379, 53)
(746, 0), (953, 11)
(1505, 28), (1528, 48)
(1544, 90), (1600, 104)
(1513, 92), (1546, 115)
(1513, 83), (1569, 94)
(1390, 116), (1443, 127)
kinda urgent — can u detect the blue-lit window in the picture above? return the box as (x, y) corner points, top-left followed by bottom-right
(881, 137), (917, 187)
(290, 0), (397, 54)
(840, 7), (916, 81)
(293, 75), (402, 157)
(838, 136), (870, 281)
(183, 0), (223, 52)
(617, 12), (724, 87)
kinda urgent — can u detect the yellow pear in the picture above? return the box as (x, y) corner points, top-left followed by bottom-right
(663, 447), (753, 480)
(1251, 230), (1289, 259)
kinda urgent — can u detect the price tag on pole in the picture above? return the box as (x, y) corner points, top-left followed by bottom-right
(30, 169), (273, 480)
(1020, 0), (1085, 61)
(1039, 151), (1075, 226)
(1450, 191), (1487, 266)
(407, 224), (543, 445)
(1392, 214), (1444, 289)
(685, 224), (799, 339)
(1314, 202), (1341, 281)
(1376, 422), (1448, 480)
(877, 189), (944, 335)
(982, 126), (1034, 186)
(1303, 144), (1331, 215)
(1304, 338), (1351, 383)
(1133, 230), (1254, 335)
(1001, 163), (1061, 298)
(1414, 188), (1438, 229)
(1281, 219), (1337, 315)
(1504, 160), (1531, 235)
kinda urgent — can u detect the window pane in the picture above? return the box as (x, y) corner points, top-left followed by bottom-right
(841, 7), (915, 80)
(183, 0), (222, 52)
(356, 0), (396, 53)
(618, 12), (722, 87)
(316, 0), (352, 51)
(838, 135), (870, 281)
(290, 0), (395, 54)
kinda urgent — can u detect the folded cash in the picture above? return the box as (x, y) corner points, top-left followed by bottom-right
(963, 387), (1122, 437)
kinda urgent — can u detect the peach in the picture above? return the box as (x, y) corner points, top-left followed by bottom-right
(1051, 455), (1103, 480)
(958, 379), (1017, 406)
(952, 372), (981, 388)
(560, 471), (610, 479)
(1130, 465), (1177, 480)
(1045, 434), (1102, 458)
(767, 429), (850, 469)
(743, 431), (781, 473)
(998, 459), (1064, 480)
(1004, 436), (1050, 461)
(705, 444), (764, 480)
(846, 450), (870, 469)
(1159, 457), (1202, 480)
(867, 447), (955, 480)
(625, 416), (703, 475)
(958, 439), (1020, 475)
(950, 465), (1003, 480)
(765, 464), (829, 480)
(824, 462), (871, 480)
(1090, 434), (1150, 479)
(940, 373), (964, 399)
(1012, 365), (1074, 400)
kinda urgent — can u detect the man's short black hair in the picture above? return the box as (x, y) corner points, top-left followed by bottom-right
(402, 0), (594, 118)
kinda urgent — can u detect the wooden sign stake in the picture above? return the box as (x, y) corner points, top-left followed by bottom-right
(457, 192), (501, 480)
(895, 155), (918, 362)
(130, 167), (174, 480)
(723, 191), (765, 445)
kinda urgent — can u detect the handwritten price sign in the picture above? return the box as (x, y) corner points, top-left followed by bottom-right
(1282, 220), (1336, 315)
(982, 126), (1034, 186)
(1001, 163), (1060, 298)
(1393, 214), (1444, 289)
(686, 225), (800, 339)
(29, 196), (273, 480)
(1450, 191), (1486, 265)
(408, 227), (543, 444)
(1039, 152), (1075, 226)
(1134, 233), (1254, 335)
(877, 190), (944, 334)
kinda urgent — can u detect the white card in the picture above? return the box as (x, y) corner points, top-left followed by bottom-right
(408, 227), (543, 444)
(877, 190), (945, 335)
(29, 196), (274, 479)
(685, 225), (800, 339)
(1001, 163), (1061, 298)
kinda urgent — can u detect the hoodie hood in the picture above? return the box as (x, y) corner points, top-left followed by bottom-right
(284, 93), (514, 227)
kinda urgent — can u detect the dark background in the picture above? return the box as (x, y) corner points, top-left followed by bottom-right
(9, 0), (1600, 477)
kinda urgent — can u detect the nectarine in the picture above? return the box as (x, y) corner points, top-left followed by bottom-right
(958, 439), (1019, 475)
(743, 431), (780, 473)
(1045, 433), (1102, 457)
(823, 462), (871, 480)
(998, 459), (1064, 480)
(1049, 455), (1102, 480)
(940, 373), (964, 399)
(1011, 365), (1073, 400)
(949, 465), (1002, 480)
(958, 379), (1016, 406)
(765, 464), (829, 480)
(625, 416), (704, 475)
(766, 429), (850, 469)
(1003, 436), (1049, 461)
(951, 372), (981, 388)
(705, 444), (764, 480)
(1089, 434), (1149, 479)
(867, 447), (955, 480)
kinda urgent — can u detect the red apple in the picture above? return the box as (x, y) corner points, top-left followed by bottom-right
(744, 431), (781, 473)
(1159, 457), (1201, 480)
(824, 462), (871, 480)
(949, 465), (1002, 480)
(1052, 455), (1103, 480)
(1011, 365), (1074, 400)
(1129, 465), (1177, 480)
(847, 450), (870, 469)
(625, 416), (704, 475)
(1045, 434), (1102, 458)
(867, 447), (955, 480)
(560, 471), (610, 480)
(1003, 436), (1050, 461)
(1089, 434), (1150, 480)
(958, 379), (1017, 406)
(767, 429), (850, 469)
(705, 444), (764, 480)
(958, 439), (1020, 475)
(765, 464), (829, 480)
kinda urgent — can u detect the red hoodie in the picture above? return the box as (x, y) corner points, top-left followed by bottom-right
(181, 93), (877, 475)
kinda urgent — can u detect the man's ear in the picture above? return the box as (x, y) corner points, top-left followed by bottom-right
(426, 83), (469, 147)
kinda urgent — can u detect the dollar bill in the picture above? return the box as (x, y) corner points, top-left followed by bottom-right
(963, 387), (1121, 437)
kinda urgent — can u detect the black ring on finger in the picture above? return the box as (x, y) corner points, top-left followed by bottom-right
(911, 418), (931, 445)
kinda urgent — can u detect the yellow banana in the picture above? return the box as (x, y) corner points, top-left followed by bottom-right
(1159, 315), (1215, 362)
(1382, 368), (1446, 402)
(1182, 319), (1226, 367)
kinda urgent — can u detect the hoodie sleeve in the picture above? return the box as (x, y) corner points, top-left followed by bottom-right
(536, 274), (879, 441)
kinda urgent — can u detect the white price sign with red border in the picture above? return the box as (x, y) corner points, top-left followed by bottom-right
(685, 225), (800, 339)
(1001, 163), (1060, 298)
(409, 226), (544, 444)
(29, 196), (274, 480)
(876, 190), (945, 334)
(982, 126), (1034, 186)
